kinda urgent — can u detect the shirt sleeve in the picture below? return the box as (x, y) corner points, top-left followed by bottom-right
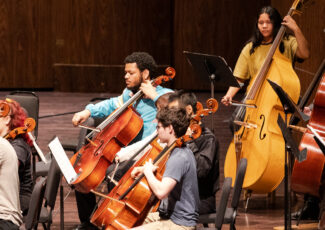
(85, 96), (120, 118)
(153, 86), (173, 103)
(163, 148), (188, 182)
(288, 36), (298, 60)
(194, 137), (216, 179)
(116, 131), (157, 162)
(233, 43), (251, 81)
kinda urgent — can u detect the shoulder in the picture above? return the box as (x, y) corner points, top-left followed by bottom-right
(170, 147), (194, 162)
(241, 42), (253, 55)
(10, 137), (31, 158)
(156, 86), (173, 94)
(0, 137), (16, 160)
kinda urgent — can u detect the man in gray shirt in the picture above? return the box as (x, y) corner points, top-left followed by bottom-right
(131, 107), (199, 230)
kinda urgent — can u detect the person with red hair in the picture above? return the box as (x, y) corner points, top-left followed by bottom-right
(0, 98), (33, 216)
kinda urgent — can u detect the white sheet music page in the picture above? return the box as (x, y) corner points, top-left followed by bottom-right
(48, 136), (78, 184)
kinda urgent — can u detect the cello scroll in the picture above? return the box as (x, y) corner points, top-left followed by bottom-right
(0, 102), (10, 117)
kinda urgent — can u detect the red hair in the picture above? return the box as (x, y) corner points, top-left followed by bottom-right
(1, 98), (33, 146)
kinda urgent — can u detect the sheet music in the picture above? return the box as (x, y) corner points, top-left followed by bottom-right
(48, 136), (78, 184)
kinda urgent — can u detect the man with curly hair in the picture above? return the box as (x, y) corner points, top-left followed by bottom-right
(72, 52), (172, 230)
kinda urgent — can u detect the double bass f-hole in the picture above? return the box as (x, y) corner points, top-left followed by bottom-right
(259, 114), (266, 140)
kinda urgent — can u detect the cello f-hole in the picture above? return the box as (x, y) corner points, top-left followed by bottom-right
(259, 114), (266, 140)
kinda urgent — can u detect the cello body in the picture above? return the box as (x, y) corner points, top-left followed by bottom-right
(224, 50), (300, 193)
(90, 139), (166, 230)
(71, 107), (143, 193)
(291, 73), (325, 197)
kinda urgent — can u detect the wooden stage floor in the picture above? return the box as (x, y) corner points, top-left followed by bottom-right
(0, 91), (319, 230)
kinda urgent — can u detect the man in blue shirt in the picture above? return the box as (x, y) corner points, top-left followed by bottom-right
(72, 52), (172, 230)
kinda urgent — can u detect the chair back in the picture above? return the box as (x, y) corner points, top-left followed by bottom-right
(231, 158), (247, 209)
(25, 176), (46, 230)
(6, 91), (39, 139)
(76, 117), (95, 151)
(215, 177), (232, 229)
(44, 159), (61, 208)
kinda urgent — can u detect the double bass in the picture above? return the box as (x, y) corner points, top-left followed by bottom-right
(90, 99), (218, 230)
(291, 72), (325, 197)
(224, 0), (309, 193)
(70, 67), (176, 193)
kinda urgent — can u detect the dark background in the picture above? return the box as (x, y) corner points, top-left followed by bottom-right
(0, 0), (323, 97)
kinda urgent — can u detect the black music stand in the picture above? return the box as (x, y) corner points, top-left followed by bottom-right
(184, 51), (240, 133)
(267, 79), (307, 230)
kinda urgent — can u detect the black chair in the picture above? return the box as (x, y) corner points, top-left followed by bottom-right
(38, 159), (61, 230)
(61, 117), (96, 153)
(198, 158), (247, 230)
(24, 177), (47, 230)
(61, 96), (108, 153)
(197, 177), (232, 230)
(6, 91), (44, 183)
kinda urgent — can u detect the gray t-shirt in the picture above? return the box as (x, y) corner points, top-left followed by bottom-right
(158, 146), (199, 227)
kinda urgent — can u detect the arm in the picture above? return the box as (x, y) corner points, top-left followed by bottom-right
(194, 137), (216, 179)
(143, 160), (177, 200)
(221, 80), (244, 106)
(282, 15), (310, 59)
(131, 159), (177, 200)
(72, 96), (120, 126)
(116, 131), (157, 162)
(72, 109), (91, 126)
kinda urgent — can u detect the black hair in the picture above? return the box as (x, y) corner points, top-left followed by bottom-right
(168, 90), (198, 114)
(249, 6), (287, 55)
(124, 52), (158, 78)
(156, 107), (190, 138)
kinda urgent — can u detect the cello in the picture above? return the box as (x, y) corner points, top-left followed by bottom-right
(224, 0), (309, 193)
(291, 72), (325, 197)
(90, 99), (218, 230)
(70, 67), (176, 193)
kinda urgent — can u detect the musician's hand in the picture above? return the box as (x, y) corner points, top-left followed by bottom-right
(131, 166), (144, 179)
(303, 106), (312, 116)
(114, 156), (120, 164)
(72, 110), (91, 126)
(282, 15), (299, 32)
(221, 95), (232, 106)
(143, 159), (158, 176)
(140, 79), (158, 100)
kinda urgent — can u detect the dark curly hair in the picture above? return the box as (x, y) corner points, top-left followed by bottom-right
(124, 52), (158, 78)
(156, 107), (190, 138)
(249, 6), (288, 55)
